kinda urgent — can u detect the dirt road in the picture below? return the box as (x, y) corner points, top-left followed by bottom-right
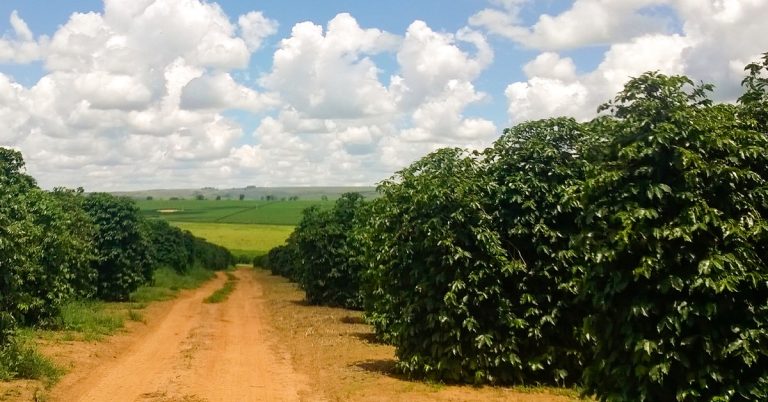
(49, 268), (311, 402)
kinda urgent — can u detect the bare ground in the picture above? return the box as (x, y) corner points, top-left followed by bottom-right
(49, 269), (310, 402)
(253, 269), (581, 402)
(2, 268), (581, 401)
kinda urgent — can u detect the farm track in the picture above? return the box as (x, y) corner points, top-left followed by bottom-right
(49, 268), (311, 402)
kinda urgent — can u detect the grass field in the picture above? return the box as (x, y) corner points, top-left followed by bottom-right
(137, 199), (332, 225)
(137, 199), (314, 259)
(171, 222), (294, 259)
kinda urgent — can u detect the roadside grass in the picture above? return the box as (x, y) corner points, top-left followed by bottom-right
(0, 340), (62, 383)
(204, 272), (238, 304)
(21, 266), (215, 344)
(127, 309), (144, 323)
(52, 301), (125, 341)
(130, 265), (216, 303)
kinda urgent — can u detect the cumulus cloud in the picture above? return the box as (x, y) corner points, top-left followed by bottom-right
(180, 73), (279, 112)
(506, 34), (690, 123)
(0, 11), (47, 63)
(261, 13), (399, 119)
(0, 0), (282, 189)
(498, 0), (768, 124)
(3, 0), (763, 190)
(238, 11), (279, 51)
(253, 15), (496, 183)
(394, 22), (493, 108)
(676, 0), (768, 98)
(470, 0), (673, 50)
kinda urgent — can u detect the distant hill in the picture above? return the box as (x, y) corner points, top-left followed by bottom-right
(111, 186), (378, 201)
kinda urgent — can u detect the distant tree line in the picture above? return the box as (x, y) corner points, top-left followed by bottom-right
(260, 54), (768, 401)
(0, 151), (233, 375)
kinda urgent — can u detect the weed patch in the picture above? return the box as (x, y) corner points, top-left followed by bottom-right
(53, 301), (124, 340)
(131, 265), (215, 303)
(0, 341), (61, 383)
(204, 273), (238, 304)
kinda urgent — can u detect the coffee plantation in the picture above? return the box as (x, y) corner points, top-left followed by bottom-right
(261, 54), (768, 401)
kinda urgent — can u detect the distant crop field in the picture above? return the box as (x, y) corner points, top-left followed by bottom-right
(171, 222), (294, 259)
(137, 199), (332, 225)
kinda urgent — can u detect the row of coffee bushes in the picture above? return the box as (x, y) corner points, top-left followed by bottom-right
(260, 192), (366, 309)
(0, 149), (233, 365)
(261, 55), (768, 401)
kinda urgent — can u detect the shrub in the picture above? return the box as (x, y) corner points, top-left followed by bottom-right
(0, 149), (96, 325)
(359, 148), (520, 383)
(18, 188), (97, 324)
(482, 117), (597, 384)
(261, 243), (298, 279)
(83, 193), (155, 301)
(738, 52), (768, 131)
(578, 72), (768, 401)
(191, 235), (234, 270)
(291, 193), (366, 309)
(146, 219), (193, 273)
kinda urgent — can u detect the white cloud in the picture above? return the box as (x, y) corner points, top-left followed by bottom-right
(261, 13), (399, 119)
(501, 0), (768, 123)
(180, 73), (279, 112)
(0, 11), (46, 63)
(0, 73), (31, 143)
(402, 80), (496, 142)
(676, 0), (768, 98)
(251, 14), (497, 185)
(470, 0), (672, 50)
(523, 52), (577, 81)
(506, 34), (690, 123)
(238, 11), (279, 51)
(9, 10), (33, 42)
(0, 1), (279, 189)
(390, 22), (497, 153)
(394, 22), (493, 108)
(3, 0), (761, 190)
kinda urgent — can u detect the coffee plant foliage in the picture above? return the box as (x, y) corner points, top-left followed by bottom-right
(482, 117), (599, 384)
(0, 148), (39, 334)
(190, 235), (234, 271)
(82, 193), (155, 301)
(293, 193), (366, 309)
(358, 148), (529, 383)
(577, 71), (768, 401)
(147, 219), (195, 273)
(262, 193), (367, 309)
(17, 188), (98, 325)
(738, 52), (768, 131)
(261, 242), (298, 280)
(1, 149), (97, 326)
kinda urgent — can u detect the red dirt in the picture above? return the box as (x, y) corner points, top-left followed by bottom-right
(2, 268), (579, 401)
(48, 269), (310, 402)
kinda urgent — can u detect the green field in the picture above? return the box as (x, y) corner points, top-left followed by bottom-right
(171, 222), (294, 259)
(137, 199), (332, 225)
(136, 199), (325, 259)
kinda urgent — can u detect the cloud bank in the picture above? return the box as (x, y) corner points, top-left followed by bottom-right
(0, 0), (765, 189)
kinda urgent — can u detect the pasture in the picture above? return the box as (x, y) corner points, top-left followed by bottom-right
(171, 222), (294, 259)
(137, 199), (331, 225)
(136, 199), (326, 259)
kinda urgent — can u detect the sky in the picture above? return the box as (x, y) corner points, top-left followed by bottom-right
(0, 0), (766, 191)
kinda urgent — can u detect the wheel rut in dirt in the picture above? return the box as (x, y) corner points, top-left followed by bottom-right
(49, 268), (310, 402)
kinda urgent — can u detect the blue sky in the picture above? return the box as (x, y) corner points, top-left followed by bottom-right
(0, 0), (765, 190)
